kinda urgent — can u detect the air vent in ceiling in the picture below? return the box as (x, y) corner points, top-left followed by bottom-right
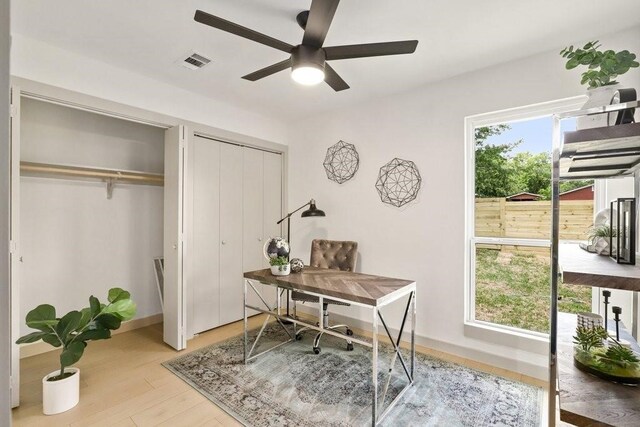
(181, 52), (211, 70)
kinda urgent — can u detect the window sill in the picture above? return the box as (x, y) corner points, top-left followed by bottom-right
(464, 320), (549, 355)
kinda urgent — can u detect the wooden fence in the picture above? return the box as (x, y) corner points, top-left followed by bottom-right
(475, 198), (593, 241)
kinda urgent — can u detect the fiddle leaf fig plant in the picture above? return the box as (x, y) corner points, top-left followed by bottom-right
(16, 287), (136, 381)
(560, 40), (639, 89)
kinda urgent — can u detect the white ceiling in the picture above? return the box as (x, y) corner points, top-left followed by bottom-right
(11, 0), (640, 120)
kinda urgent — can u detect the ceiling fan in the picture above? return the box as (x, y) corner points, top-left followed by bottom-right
(194, 0), (418, 91)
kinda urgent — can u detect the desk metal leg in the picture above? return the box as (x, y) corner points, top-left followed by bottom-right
(243, 279), (248, 364)
(244, 280), (294, 363)
(372, 306), (379, 426)
(375, 291), (415, 425)
(411, 291), (416, 378)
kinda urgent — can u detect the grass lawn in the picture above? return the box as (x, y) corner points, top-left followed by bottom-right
(475, 247), (591, 333)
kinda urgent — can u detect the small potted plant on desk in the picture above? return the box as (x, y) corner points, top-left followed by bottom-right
(263, 237), (291, 276)
(270, 256), (291, 276)
(16, 287), (136, 415)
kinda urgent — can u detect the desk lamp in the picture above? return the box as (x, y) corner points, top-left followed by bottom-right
(276, 199), (326, 319)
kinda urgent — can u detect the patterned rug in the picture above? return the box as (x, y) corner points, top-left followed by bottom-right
(163, 324), (543, 426)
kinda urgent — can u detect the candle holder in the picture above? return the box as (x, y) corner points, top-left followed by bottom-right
(612, 306), (622, 342)
(609, 198), (636, 265)
(603, 290), (611, 329)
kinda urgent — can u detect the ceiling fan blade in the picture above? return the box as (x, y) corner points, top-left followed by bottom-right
(242, 59), (292, 81)
(302, 0), (340, 48)
(324, 63), (349, 91)
(324, 40), (418, 60)
(194, 10), (294, 53)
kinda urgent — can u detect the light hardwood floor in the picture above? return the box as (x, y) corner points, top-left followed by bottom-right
(12, 316), (546, 426)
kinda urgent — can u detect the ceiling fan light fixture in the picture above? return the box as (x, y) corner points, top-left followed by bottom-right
(291, 64), (325, 85)
(291, 45), (326, 86)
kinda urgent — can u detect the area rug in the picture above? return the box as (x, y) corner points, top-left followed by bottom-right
(163, 324), (543, 426)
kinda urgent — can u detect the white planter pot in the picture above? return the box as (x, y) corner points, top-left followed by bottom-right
(576, 84), (619, 130)
(42, 367), (80, 415)
(270, 264), (290, 276)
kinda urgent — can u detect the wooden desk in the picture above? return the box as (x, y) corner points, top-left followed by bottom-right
(558, 312), (640, 426)
(243, 267), (417, 426)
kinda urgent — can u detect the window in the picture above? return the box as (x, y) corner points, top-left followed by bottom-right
(465, 98), (592, 335)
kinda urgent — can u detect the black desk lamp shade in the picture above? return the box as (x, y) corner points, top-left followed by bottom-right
(301, 200), (325, 218)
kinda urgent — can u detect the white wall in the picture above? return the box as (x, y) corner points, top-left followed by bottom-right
(19, 98), (164, 336)
(10, 34), (288, 145)
(287, 26), (640, 378)
(1, 0), (12, 423)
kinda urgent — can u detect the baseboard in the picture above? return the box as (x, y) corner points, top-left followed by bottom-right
(294, 306), (548, 381)
(19, 313), (163, 359)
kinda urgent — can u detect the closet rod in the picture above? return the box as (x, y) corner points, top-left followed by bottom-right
(20, 161), (164, 186)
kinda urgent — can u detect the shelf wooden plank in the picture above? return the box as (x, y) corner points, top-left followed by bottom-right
(560, 122), (640, 180)
(560, 244), (640, 292)
(558, 312), (640, 426)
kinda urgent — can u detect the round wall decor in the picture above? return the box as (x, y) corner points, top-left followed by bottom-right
(375, 158), (422, 208)
(323, 140), (359, 184)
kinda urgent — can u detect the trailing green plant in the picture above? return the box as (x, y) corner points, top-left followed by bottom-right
(560, 41), (639, 89)
(573, 326), (608, 352)
(269, 255), (289, 271)
(16, 287), (136, 381)
(587, 224), (618, 245)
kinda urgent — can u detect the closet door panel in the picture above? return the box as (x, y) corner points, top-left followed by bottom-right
(243, 148), (267, 314)
(190, 137), (221, 334)
(262, 152), (283, 314)
(263, 152), (283, 251)
(163, 125), (187, 350)
(219, 143), (244, 325)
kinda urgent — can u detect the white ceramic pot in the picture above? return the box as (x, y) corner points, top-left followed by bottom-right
(270, 264), (290, 276)
(42, 367), (80, 415)
(576, 84), (619, 130)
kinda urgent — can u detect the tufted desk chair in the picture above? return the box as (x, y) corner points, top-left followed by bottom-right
(292, 239), (358, 354)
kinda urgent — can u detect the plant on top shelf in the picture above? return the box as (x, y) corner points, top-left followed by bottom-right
(269, 256), (290, 272)
(560, 40), (639, 88)
(16, 287), (137, 380)
(587, 224), (618, 245)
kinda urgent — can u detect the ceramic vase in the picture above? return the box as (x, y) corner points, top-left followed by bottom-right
(576, 84), (619, 130)
(270, 264), (290, 276)
(42, 367), (80, 415)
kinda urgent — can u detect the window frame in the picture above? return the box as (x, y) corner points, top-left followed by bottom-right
(464, 96), (586, 337)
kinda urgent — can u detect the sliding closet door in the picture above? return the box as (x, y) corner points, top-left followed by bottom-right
(262, 152), (283, 308)
(243, 148), (265, 314)
(163, 125), (187, 350)
(189, 137), (221, 334)
(263, 152), (283, 251)
(219, 144), (244, 325)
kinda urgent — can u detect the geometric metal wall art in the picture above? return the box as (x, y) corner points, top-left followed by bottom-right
(323, 140), (360, 184)
(375, 158), (422, 208)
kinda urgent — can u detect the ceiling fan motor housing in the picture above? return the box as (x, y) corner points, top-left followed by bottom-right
(292, 45), (326, 72)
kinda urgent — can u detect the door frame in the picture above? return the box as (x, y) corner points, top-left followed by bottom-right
(10, 86), (20, 407)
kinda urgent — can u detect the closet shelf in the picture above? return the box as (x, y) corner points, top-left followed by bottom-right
(20, 161), (164, 199)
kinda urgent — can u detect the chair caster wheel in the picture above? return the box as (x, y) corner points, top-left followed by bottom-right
(346, 328), (353, 336)
(313, 347), (321, 354)
(295, 334), (302, 341)
(346, 343), (354, 351)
